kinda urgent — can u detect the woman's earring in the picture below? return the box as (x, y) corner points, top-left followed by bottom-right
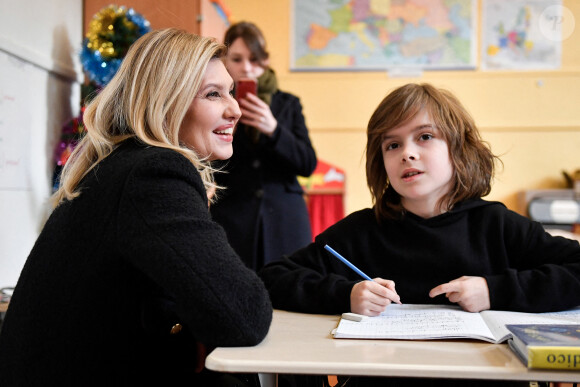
(385, 177), (390, 190)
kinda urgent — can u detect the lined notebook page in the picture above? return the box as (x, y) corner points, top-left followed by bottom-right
(333, 304), (497, 342)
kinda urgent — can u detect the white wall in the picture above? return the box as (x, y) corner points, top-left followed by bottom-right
(0, 0), (82, 287)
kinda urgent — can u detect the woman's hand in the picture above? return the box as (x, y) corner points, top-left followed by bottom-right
(238, 93), (277, 136)
(429, 276), (490, 312)
(350, 278), (401, 316)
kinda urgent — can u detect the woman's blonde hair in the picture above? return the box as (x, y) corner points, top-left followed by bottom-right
(366, 83), (500, 221)
(53, 28), (227, 206)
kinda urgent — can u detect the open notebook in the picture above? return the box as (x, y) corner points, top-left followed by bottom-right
(332, 304), (580, 343)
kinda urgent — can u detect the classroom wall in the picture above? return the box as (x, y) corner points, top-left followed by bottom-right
(0, 1), (577, 287)
(0, 0), (82, 287)
(225, 0), (580, 216)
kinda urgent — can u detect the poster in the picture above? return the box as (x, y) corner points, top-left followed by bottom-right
(481, 0), (567, 70)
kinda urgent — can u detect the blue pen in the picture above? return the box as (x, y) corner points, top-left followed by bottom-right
(324, 245), (373, 281)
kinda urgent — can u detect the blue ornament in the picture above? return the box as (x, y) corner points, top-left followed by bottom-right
(80, 6), (151, 87)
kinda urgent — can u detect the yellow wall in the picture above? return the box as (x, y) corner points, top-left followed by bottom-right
(226, 0), (580, 216)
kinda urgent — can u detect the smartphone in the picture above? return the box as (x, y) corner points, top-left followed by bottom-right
(235, 78), (257, 103)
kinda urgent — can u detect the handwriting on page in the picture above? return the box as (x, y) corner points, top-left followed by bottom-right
(337, 304), (494, 340)
(335, 305), (580, 342)
(358, 312), (470, 336)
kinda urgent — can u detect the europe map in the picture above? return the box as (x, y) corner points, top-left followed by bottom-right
(292, 0), (476, 70)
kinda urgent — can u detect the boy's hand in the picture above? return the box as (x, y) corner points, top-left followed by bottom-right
(429, 276), (490, 312)
(350, 278), (401, 316)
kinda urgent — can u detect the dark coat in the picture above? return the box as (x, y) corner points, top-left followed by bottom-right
(211, 90), (317, 271)
(0, 139), (272, 386)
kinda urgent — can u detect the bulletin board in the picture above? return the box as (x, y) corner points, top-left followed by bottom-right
(0, 0), (82, 287)
(0, 50), (32, 190)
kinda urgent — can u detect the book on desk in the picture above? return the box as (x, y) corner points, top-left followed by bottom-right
(332, 304), (580, 344)
(506, 324), (580, 370)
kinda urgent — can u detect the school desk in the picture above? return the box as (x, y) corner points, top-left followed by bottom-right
(205, 310), (580, 387)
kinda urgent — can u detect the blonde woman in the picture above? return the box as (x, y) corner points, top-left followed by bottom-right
(0, 29), (271, 386)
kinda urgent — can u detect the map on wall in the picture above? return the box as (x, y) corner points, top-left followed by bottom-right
(291, 0), (477, 71)
(481, 0), (564, 70)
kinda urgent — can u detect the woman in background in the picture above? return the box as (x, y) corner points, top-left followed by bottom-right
(0, 29), (271, 387)
(211, 21), (317, 271)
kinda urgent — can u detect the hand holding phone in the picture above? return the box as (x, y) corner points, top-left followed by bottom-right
(235, 78), (257, 103)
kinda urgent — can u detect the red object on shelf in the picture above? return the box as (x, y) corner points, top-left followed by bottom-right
(299, 160), (346, 239)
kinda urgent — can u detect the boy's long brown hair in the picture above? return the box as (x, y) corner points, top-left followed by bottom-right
(366, 83), (500, 221)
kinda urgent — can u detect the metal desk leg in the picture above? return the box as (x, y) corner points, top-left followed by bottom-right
(258, 373), (277, 387)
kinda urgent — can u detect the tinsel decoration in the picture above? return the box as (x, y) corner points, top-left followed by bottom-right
(55, 106), (86, 168)
(80, 5), (150, 87)
(52, 105), (87, 191)
(53, 5), (150, 191)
